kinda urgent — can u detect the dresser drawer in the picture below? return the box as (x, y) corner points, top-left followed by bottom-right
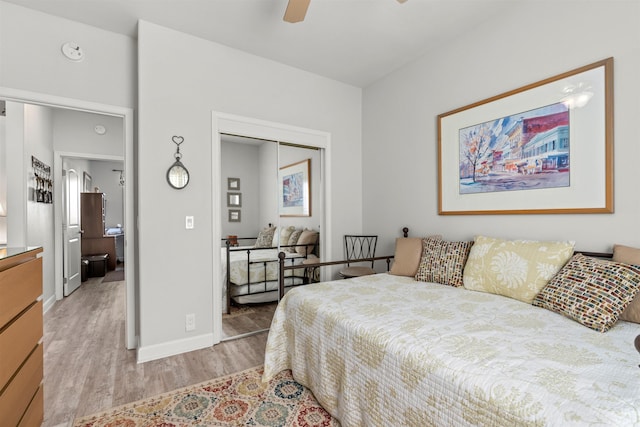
(0, 300), (43, 387)
(18, 384), (44, 427)
(0, 257), (42, 328)
(0, 343), (43, 427)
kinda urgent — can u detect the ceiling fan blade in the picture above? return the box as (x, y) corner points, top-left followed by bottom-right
(283, 0), (310, 23)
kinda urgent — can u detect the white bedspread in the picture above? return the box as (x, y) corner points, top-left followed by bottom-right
(264, 273), (640, 426)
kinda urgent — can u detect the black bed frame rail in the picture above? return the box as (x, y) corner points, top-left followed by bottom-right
(277, 253), (395, 300)
(224, 237), (314, 313)
(275, 227), (410, 300)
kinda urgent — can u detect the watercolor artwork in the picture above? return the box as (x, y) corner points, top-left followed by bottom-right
(459, 103), (570, 195)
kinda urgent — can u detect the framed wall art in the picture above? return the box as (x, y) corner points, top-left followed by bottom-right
(438, 57), (613, 215)
(279, 159), (311, 217)
(228, 209), (241, 223)
(227, 192), (242, 208)
(83, 172), (92, 192)
(227, 177), (240, 191)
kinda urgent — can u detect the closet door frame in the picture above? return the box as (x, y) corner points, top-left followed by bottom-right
(211, 112), (331, 345)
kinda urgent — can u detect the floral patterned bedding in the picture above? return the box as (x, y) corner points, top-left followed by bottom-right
(263, 273), (640, 426)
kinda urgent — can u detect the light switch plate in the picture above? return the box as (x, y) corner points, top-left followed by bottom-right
(185, 216), (194, 229)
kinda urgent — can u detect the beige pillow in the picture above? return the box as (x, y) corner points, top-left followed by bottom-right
(390, 238), (423, 277)
(463, 235), (574, 303)
(613, 244), (640, 324)
(296, 229), (318, 255)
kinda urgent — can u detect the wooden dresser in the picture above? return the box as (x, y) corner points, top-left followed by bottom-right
(81, 192), (116, 271)
(0, 247), (44, 427)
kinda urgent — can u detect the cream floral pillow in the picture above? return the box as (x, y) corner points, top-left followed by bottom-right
(272, 226), (295, 247)
(463, 235), (574, 303)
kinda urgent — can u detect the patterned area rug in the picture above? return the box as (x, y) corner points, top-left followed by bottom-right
(73, 366), (340, 426)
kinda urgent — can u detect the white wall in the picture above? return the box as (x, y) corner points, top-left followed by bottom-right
(5, 102), (27, 247)
(137, 20), (361, 359)
(53, 109), (124, 157)
(0, 1), (136, 109)
(23, 104), (56, 304)
(0, 115), (6, 244)
(89, 160), (125, 228)
(221, 141), (261, 239)
(363, 0), (640, 255)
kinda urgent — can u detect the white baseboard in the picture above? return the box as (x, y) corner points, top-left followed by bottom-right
(136, 333), (214, 363)
(42, 294), (57, 314)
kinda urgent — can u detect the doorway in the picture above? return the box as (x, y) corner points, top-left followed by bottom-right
(212, 112), (332, 344)
(0, 86), (136, 349)
(63, 157), (126, 296)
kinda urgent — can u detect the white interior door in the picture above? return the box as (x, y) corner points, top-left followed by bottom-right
(64, 168), (82, 296)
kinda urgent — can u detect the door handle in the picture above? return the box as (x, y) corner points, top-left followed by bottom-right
(79, 230), (85, 234)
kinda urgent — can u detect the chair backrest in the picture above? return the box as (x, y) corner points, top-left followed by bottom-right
(344, 235), (378, 267)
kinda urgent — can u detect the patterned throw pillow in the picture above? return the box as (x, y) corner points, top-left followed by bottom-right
(255, 226), (276, 248)
(415, 238), (473, 287)
(613, 244), (640, 324)
(533, 254), (640, 332)
(462, 235), (575, 303)
(286, 229), (304, 253)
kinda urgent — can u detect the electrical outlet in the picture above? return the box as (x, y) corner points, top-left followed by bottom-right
(185, 313), (196, 331)
(185, 216), (194, 229)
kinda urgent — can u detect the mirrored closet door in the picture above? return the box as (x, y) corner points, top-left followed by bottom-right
(220, 135), (323, 340)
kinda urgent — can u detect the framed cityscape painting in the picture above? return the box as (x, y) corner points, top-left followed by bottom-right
(438, 57), (613, 215)
(279, 159), (311, 217)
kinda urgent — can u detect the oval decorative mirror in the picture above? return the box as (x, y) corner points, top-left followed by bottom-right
(167, 136), (190, 189)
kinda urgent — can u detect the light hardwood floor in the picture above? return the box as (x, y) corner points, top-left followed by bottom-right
(43, 273), (269, 427)
(222, 302), (277, 339)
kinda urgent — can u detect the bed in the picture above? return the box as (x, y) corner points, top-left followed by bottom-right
(263, 236), (640, 426)
(222, 226), (319, 313)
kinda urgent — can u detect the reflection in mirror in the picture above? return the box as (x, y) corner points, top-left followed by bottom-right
(167, 161), (189, 189)
(227, 192), (241, 207)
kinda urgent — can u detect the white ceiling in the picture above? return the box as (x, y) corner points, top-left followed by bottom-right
(5, 0), (514, 87)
